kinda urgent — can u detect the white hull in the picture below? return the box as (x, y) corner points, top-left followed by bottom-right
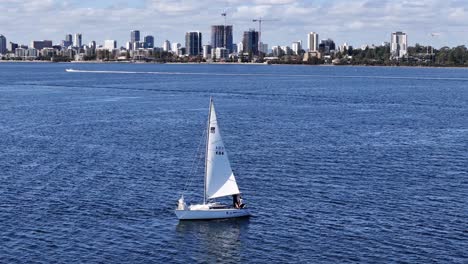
(175, 208), (250, 220)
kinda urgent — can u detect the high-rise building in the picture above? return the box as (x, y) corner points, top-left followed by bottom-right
(318, 39), (336, 54)
(31, 40), (53, 50)
(0, 35), (7, 54)
(131, 30), (140, 43)
(171, 42), (181, 52)
(89, 41), (96, 50)
(242, 30), (259, 55)
(144, 35), (154, 49)
(74, 33), (82, 47)
(185, 31), (202, 56)
(259, 42), (268, 54)
(203, 44), (212, 59)
(391, 32), (408, 59)
(163, 40), (171, 52)
(65, 34), (72, 43)
(211, 25), (233, 52)
(126, 42), (133, 51)
(8, 42), (18, 53)
(292, 41), (302, 55)
(307, 32), (319, 52)
(104, 40), (117, 50)
(237, 42), (243, 54)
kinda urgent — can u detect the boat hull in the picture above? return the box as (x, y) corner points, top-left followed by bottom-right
(175, 208), (250, 220)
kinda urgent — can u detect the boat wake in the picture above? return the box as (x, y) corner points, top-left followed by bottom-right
(64, 69), (468, 81)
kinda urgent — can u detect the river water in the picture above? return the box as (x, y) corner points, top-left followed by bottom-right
(0, 63), (467, 263)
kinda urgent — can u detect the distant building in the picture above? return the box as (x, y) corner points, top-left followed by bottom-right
(131, 30), (140, 43)
(31, 40), (53, 50)
(237, 42), (243, 53)
(307, 32), (319, 52)
(9, 42), (18, 53)
(232, 43), (237, 54)
(144, 35), (154, 49)
(215, 47), (229, 60)
(172, 42), (181, 53)
(259, 42), (268, 54)
(104, 40), (117, 51)
(163, 40), (171, 52)
(292, 41), (302, 55)
(203, 44), (211, 59)
(242, 29), (259, 55)
(318, 39), (336, 54)
(126, 42), (133, 51)
(74, 33), (82, 47)
(185, 31), (202, 56)
(391, 32), (408, 59)
(89, 41), (96, 50)
(211, 25), (233, 52)
(0, 35), (7, 54)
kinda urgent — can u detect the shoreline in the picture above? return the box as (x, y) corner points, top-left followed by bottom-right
(1, 60), (468, 69)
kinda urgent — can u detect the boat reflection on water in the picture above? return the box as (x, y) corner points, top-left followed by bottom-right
(176, 218), (250, 262)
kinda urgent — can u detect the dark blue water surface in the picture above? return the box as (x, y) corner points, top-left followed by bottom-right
(0, 63), (467, 263)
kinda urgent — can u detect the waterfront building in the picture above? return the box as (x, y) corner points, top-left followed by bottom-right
(185, 31), (202, 56)
(104, 40), (117, 51)
(242, 29), (259, 55)
(307, 32), (319, 52)
(211, 25), (233, 52)
(163, 40), (171, 52)
(203, 44), (211, 59)
(318, 39), (336, 54)
(74, 33), (82, 47)
(126, 42), (133, 51)
(214, 47), (229, 60)
(281, 46), (293, 56)
(0, 35), (7, 54)
(292, 41), (302, 55)
(259, 42), (268, 54)
(232, 43), (237, 54)
(144, 35), (154, 49)
(89, 41), (96, 50)
(31, 40), (53, 50)
(9, 42), (18, 53)
(171, 42), (181, 53)
(237, 42), (243, 54)
(131, 30), (140, 43)
(391, 32), (408, 59)
(272, 46), (283, 57)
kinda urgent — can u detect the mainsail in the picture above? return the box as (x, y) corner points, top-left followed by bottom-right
(205, 100), (240, 200)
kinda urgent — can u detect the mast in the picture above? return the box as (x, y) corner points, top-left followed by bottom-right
(204, 97), (213, 204)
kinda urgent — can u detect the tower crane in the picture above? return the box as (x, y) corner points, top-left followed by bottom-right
(252, 18), (278, 54)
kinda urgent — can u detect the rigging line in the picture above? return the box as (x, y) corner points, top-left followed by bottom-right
(180, 121), (207, 196)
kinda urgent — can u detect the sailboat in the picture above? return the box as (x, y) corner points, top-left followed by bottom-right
(175, 98), (250, 220)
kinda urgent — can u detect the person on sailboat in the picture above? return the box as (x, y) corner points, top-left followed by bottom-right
(233, 194), (244, 209)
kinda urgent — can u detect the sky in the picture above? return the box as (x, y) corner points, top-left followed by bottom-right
(1, 0), (467, 49)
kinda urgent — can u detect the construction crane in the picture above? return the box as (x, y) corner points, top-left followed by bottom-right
(252, 18), (278, 54)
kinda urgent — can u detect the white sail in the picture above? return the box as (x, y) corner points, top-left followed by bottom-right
(205, 101), (240, 200)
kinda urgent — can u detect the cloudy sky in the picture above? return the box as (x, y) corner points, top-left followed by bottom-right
(1, 0), (467, 48)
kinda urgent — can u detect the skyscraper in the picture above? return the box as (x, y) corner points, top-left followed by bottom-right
(391, 32), (408, 59)
(307, 32), (318, 52)
(74, 33), (82, 48)
(0, 35), (7, 54)
(163, 40), (171, 52)
(131, 30), (140, 43)
(292, 41), (302, 55)
(242, 30), (259, 55)
(185, 31), (202, 56)
(65, 34), (72, 43)
(211, 25), (233, 52)
(144, 35), (154, 49)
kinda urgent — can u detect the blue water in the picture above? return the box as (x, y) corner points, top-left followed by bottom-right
(0, 63), (467, 263)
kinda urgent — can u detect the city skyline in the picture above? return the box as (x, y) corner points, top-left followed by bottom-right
(1, 0), (467, 48)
